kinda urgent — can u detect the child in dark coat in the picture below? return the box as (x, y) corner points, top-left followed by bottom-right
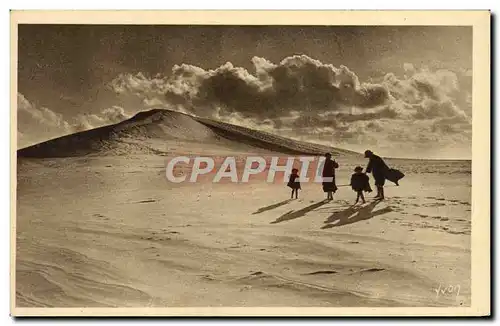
(350, 166), (372, 204)
(287, 168), (301, 199)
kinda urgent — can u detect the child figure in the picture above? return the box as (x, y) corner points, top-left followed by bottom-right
(287, 168), (301, 199)
(350, 166), (372, 204)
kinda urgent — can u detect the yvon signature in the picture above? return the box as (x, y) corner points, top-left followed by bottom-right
(434, 283), (461, 300)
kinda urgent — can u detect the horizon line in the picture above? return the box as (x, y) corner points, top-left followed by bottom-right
(16, 107), (472, 162)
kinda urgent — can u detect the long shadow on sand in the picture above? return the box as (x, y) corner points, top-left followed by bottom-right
(321, 200), (393, 229)
(252, 199), (293, 215)
(271, 200), (329, 224)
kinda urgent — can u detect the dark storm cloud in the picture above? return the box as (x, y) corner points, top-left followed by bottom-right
(353, 84), (391, 108)
(110, 55), (392, 120)
(110, 55), (469, 130)
(106, 55), (472, 156)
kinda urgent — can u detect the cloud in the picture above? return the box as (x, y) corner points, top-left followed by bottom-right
(110, 55), (393, 121)
(101, 56), (473, 158)
(143, 97), (166, 107)
(412, 98), (468, 120)
(403, 63), (416, 74)
(109, 72), (168, 97)
(353, 83), (390, 108)
(291, 115), (339, 129)
(109, 55), (468, 127)
(431, 115), (471, 134)
(286, 117), (471, 159)
(18, 93), (71, 132)
(17, 93), (130, 148)
(378, 65), (471, 143)
(17, 93), (72, 147)
(73, 106), (130, 131)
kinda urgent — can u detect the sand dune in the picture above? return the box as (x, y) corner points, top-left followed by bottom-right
(15, 110), (471, 308)
(17, 109), (358, 158)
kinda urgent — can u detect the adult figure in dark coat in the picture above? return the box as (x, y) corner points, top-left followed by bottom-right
(322, 153), (339, 201)
(364, 150), (389, 200)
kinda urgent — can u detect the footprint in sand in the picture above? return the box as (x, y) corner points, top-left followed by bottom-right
(93, 213), (110, 221)
(304, 270), (338, 275)
(449, 200), (471, 206)
(423, 203), (446, 207)
(362, 268), (385, 273)
(347, 268), (385, 275)
(133, 199), (158, 204)
(140, 236), (171, 241)
(160, 229), (180, 235)
(250, 271), (264, 276)
(201, 275), (217, 281)
(240, 285), (253, 291)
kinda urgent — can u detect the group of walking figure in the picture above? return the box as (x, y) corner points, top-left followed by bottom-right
(287, 150), (405, 204)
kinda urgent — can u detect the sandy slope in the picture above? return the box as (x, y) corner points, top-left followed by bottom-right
(17, 109), (357, 158)
(16, 152), (471, 308)
(15, 109), (471, 308)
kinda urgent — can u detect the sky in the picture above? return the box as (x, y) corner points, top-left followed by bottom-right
(17, 25), (472, 159)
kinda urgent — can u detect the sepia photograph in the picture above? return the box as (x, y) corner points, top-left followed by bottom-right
(10, 10), (490, 317)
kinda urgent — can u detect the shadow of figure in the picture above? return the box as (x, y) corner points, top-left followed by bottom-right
(271, 200), (329, 224)
(252, 199), (293, 215)
(323, 205), (360, 224)
(322, 200), (393, 229)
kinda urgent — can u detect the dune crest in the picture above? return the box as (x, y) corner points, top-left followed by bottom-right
(17, 109), (358, 158)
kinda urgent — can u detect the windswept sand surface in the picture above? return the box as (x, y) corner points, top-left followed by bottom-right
(16, 152), (471, 307)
